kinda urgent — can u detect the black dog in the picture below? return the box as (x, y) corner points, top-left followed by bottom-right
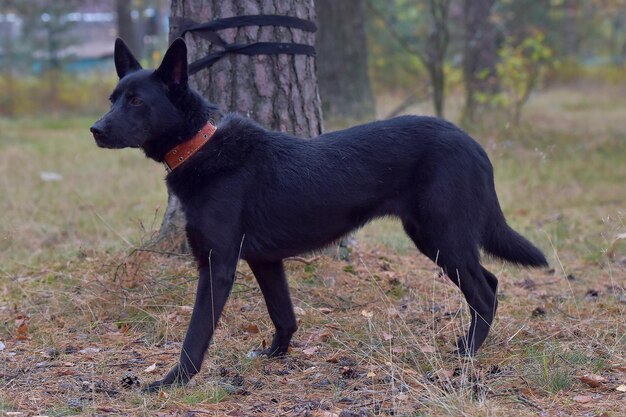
(91, 38), (547, 391)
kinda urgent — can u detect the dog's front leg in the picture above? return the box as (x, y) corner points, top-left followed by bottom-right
(145, 257), (237, 392)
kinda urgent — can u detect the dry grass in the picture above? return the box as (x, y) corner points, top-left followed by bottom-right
(1, 85), (625, 416)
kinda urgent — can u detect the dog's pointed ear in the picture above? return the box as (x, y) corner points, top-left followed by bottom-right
(114, 38), (142, 79)
(155, 38), (188, 89)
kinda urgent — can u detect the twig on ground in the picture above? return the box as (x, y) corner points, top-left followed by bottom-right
(286, 256), (321, 265)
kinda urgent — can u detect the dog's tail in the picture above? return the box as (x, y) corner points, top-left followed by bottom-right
(483, 218), (548, 268)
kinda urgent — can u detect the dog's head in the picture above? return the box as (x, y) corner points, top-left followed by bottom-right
(90, 38), (190, 149)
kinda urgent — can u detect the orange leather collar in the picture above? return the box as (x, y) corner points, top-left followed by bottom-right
(164, 122), (217, 172)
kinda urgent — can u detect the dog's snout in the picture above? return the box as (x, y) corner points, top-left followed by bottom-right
(90, 121), (111, 148)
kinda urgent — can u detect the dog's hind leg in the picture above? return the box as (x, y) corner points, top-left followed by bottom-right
(248, 260), (298, 356)
(402, 220), (498, 355)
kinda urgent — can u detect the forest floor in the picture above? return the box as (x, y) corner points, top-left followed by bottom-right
(0, 85), (625, 416)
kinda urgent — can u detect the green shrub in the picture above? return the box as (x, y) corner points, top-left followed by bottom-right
(0, 72), (116, 117)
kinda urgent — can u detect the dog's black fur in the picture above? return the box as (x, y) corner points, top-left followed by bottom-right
(91, 39), (548, 391)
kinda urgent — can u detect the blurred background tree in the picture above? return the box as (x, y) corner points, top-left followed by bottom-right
(461, 0), (499, 124)
(367, 0), (451, 118)
(116, 0), (140, 57)
(317, 0), (375, 126)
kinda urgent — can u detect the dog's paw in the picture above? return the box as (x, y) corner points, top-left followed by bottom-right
(454, 336), (476, 356)
(142, 379), (171, 393)
(142, 365), (192, 393)
(247, 347), (288, 359)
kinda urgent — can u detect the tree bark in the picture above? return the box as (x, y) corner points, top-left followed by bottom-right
(316, 0), (374, 126)
(461, 0), (499, 124)
(160, 0), (323, 244)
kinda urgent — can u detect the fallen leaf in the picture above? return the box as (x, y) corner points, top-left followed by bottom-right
(243, 323), (259, 334)
(318, 307), (333, 314)
(318, 332), (332, 342)
(616, 384), (626, 392)
(294, 306), (306, 315)
(144, 363), (158, 373)
(56, 369), (77, 376)
(367, 371), (376, 378)
(15, 316), (29, 341)
(158, 390), (170, 399)
(303, 346), (318, 356)
(326, 353), (340, 363)
(573, 395), (593, 404)
(361, 310), (374, 318)
(16, 323), (29, 340)
(579, 373), (606, 388)
(382, 332), (393, 341)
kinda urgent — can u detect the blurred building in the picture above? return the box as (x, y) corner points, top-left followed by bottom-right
(0, 1), (168, 74)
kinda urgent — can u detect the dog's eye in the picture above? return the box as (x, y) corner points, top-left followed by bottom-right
(129, 97), (143, 106)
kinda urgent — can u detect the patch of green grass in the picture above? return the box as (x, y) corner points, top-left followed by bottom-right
(0, 397), (16, 413)
(343, 264), (356, 274)
(386, 282), (406, 300)
(561, 349), (609, 373)
(180, 386), (229, 404)
(522, 344), (574, 394)
(45, 405), (82, 417)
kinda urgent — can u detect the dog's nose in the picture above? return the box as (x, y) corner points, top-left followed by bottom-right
(90, 125), (103, 137)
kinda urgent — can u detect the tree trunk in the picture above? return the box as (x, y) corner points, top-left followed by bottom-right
(461, 0), (499, 124)
(425, 0), (450, 118)
(562, 0), (581, 58)
(316, 0), (374, 127)
(160, 0), (323, 245)
(116, 0), (141, 58)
